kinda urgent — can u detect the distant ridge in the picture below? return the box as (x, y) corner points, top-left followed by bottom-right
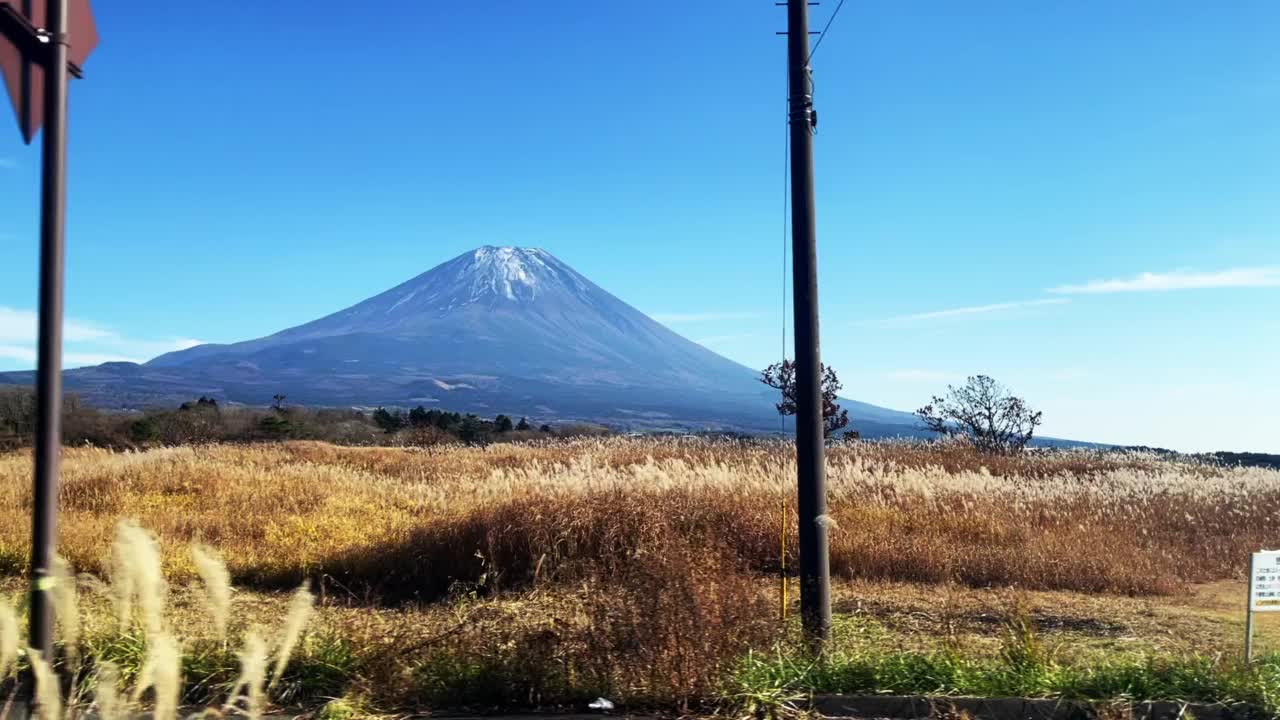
(0, 246), (925, 435)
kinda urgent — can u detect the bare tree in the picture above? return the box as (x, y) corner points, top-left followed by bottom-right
(916, 375), (1042, 454)
(760, 360), (851, 439)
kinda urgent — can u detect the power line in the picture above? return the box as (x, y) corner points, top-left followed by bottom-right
(780, 77), (792, 621)
(806, 0), (846, 62)
(781, 92), (790, 434)
(781, 96), (790, 367)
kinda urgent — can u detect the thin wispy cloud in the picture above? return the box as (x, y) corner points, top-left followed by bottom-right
(0, 305), (206, 368)
(884, 298), (1068, 323)
(0, 346), (150, 368)
(1050, 267), (1280, 294)
(0, 307), (115, 343)
(170, 338), (205, 350)
(65, 353), (147, 367)
(0, 308), (36, 343)
(0, 345), (36, 364)
(651, 311), (764, 324)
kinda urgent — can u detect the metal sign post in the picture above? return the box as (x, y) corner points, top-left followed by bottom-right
(0, 0), (95, 667)
(1247, 550), (1280, 661)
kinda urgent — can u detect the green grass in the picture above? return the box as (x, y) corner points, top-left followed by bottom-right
(314, 696), (374, 720)
(276, 631), (361, 705)
(721, 604), (1280, 717)
(727, 644), (1280, 717)
(406, 644), (604, 709)
(60, 627), (358, 710)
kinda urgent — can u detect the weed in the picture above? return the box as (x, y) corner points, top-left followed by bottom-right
(28, 648), (61, 720)
(0, 596), (17, 680)
(270, 582), (315, 689)
(314, 696), (369, 720)
(190, 544), (231, 642)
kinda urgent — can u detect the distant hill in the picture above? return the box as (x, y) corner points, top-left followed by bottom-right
(1121, 445), (1280, 471)
(0, 246), (926, 437)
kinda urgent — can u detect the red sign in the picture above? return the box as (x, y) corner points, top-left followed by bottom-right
(0, 0), (97, 143)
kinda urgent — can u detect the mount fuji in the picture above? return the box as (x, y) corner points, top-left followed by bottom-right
(0, 247), (922, 435)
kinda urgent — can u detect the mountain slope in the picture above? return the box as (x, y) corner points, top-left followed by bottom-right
(150, 247), (757, 391)
(1, 247), (922, 434)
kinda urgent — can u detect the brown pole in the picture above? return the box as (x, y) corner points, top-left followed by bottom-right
(30, 0), (70, 663)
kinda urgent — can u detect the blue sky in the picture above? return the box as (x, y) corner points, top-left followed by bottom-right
(1, 1), (1277, 452)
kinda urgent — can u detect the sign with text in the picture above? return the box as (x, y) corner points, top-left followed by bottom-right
(1252, 551), (1280, 612)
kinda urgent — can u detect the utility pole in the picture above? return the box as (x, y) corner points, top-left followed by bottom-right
(30, 0), (71, 663)
(786, 0), (831, 646)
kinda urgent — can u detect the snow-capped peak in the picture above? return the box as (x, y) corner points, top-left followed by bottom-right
(369, 246), (586, 317)
(466, 246), (551, 301)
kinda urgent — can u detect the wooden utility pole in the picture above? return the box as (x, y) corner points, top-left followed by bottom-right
(786, 0), (831, 646)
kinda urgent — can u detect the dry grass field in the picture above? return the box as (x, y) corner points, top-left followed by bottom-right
(2, 439), (1274, 596)
(1, 438), (1279, 714)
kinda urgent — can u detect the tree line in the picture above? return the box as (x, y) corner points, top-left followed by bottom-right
(368, 405), (551, 444)
(0, 388), (602, 450)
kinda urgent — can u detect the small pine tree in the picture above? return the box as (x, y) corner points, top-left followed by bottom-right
(457, 415), (490, 445)
(372, 407), (404, 433)
(258, 414), (291, 440)
(129, 417), (159, 443)
(494, 414), (514, 433)
(516, 417), (531, 431)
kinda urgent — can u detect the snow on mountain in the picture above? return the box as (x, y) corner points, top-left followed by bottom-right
(363, 246), (594, 317)
(377, 247), (568, 311)
(148, 246), (759, 390)
(4, 246), (922, 434)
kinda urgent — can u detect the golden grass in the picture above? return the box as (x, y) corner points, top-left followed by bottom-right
(28, 646), (60, 720)
(0, 598), (15, 680)
(0, 521), (317, 720)
(0, 439), (1276, 599)
(132, 631), (181, 720)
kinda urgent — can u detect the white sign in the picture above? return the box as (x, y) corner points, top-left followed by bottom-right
(1252, 551), (1280, 612)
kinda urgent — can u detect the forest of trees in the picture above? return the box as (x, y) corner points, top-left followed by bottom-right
(0, 387), (599, 450)
(369, 405), (553, 444)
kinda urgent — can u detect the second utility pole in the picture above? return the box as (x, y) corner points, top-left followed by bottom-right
(787, 0), (831, 647)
